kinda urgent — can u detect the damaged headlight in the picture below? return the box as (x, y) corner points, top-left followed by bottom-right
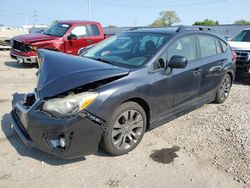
(42, 92), (98, 117)
(10, 39), (14, 47)
(29, 45), (37, 51)
(37, 51), (43, 68)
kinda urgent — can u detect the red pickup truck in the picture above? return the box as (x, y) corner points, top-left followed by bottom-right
(10, 20), (109, 64)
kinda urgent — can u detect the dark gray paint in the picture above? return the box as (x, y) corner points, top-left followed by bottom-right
(10, 28), (236, 159)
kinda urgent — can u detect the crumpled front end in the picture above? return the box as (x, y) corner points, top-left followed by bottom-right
(9, 50), (130, 159)
(10, 92), (104, 159)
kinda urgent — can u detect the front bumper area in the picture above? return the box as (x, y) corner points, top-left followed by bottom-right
(10, 93), (104, 159)
(235, 61), (250, 71)
(10, 49), (38, 64)
(235, 51), (250, 71)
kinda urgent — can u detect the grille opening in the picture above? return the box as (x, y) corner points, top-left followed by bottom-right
(23, 93), (36, 106)
(12, 40), (31, 52)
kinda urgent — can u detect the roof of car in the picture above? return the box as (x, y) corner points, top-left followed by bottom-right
(128, 27), (179, 34)
(126, 26), (226, 40)
(57, 20), (100, 25)
(127, 26), (216, 35)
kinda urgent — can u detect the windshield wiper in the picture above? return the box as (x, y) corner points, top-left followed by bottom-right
(86, 57), (117, 65)
(43, 32), (52, 36)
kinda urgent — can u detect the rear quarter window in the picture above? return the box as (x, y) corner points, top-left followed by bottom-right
(215, 39), (223, 54)
(220, 40), (228, 53)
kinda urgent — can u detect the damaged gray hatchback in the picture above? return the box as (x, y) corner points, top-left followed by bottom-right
(10, 27), (235, 159)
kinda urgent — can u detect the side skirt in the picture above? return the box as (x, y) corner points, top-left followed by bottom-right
(148, 95), (215, 131)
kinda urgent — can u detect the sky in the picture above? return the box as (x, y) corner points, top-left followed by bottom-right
(0, 0), (250, 27)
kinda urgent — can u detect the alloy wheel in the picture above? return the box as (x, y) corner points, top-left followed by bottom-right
(219, 75), (231, 101)
(111, 110), (144, 151)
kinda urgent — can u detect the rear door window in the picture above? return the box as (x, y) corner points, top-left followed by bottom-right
(90, 25), (101, 36)
(198, 35), (217, 58)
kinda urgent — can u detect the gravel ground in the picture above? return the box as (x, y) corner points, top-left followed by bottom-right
(0, 49), (249, 188)
(153, 73), (250, 184)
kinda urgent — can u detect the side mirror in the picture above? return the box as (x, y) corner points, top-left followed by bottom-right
(67, 34), (77, 40)
(168, 55), (188, 69)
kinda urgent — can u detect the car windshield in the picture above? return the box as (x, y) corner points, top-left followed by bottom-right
(84, 32), (171, 67)
(43, 23), (70, 37)
(232, 30), (250, 42)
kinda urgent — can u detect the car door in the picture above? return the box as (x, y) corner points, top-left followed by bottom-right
(64, 25), (92, 55)
(150, 34), (201, 121)
(197, 34), (226, 99)
(87, 24), (104, 44)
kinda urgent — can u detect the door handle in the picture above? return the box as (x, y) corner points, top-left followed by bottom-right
(217, 59), (227, 66)
(87, 39), (93, 44)
(193, 68), (201, 75)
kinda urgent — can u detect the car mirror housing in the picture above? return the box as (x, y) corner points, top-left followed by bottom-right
(67, 34), (77, 40)
(168, 55), (188, 69)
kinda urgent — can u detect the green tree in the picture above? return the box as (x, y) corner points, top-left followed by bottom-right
(151, 11), (181, 27)
(193, 19), (219, 26)
(234, 19), (250, 25)
(51, 20), (59, 24)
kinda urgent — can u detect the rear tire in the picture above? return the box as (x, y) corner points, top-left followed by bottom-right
(214, 73), (232, 104)
(102, 102), (147, 156)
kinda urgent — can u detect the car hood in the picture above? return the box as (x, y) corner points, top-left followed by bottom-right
(37, 49), (130, 98)
(13, 33), (57, 44)
(228, 41), (250, 51)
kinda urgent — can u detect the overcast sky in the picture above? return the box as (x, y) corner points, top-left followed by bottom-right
(0, 0), (250, 27)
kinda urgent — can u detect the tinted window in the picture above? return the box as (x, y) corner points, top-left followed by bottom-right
(232, 30), (250, 42)
(84, 32), (171, 67)
(199, 35), (217, 58)
(139, 34), (168, 51)
(71, 25), (88, 38)
(43, 23), (70, 37)
(220, 40), (228, 52)
(91, 25), (100, 36)
(167, 35), (196, 62)
(215, 38), (222, 54)
(154, 35), (196, 70)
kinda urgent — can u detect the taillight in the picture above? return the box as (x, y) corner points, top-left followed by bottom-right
(232, 51), (237, 61)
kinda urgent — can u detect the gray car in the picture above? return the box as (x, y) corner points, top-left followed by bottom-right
(10, 26), (236, 159)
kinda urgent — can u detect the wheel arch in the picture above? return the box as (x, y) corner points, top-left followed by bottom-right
(225, 70), (234, 85)
(227, 71), (234, 83)
(123, 97), (151, 130)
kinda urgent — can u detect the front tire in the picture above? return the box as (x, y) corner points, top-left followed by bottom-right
(214, 73), (232, 104)
(102, 102), (147, 156)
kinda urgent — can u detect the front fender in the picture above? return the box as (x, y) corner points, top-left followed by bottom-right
(32, 40), (64, 52)
(87, 77), (152, 121)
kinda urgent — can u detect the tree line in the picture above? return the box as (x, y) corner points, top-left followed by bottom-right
(150, 10), (250, 27)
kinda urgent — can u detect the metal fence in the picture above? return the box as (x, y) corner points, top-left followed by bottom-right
(104, 24), (250, 37)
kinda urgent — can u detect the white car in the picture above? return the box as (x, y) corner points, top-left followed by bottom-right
(228, 29), (250, 72)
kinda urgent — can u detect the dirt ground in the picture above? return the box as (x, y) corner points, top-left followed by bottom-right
(0, 47), (249, 187)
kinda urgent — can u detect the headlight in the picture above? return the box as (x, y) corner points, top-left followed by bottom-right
(42, 92), (98, 117)
(10, 39), (13, 47)
(37, 52), (43, 68)
(29, 45), (37, 51)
